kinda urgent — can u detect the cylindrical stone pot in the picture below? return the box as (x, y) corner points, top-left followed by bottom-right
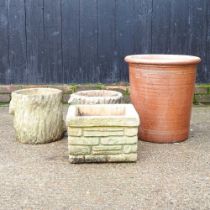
(9, 88), (65, 144)
(125, 54), (201, 143)
(68, 90), (123, 105)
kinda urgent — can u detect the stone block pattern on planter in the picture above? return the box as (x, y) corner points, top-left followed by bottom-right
(66, 104), (140, 163)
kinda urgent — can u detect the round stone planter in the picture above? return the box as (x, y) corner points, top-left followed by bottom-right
(125, 54), (201, 143)
(9, 88), (65, 144)
(68, 90), (123, 105)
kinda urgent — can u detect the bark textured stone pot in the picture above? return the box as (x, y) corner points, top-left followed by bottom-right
(68, 90), (123, 105)
(125, 54), (201, 143)
(9, 88), (65, 144)
(66, 104), (139, 163)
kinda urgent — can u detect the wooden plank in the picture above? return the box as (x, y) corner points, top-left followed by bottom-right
(152, 0), (171, 53)
(170, 0), (190, 54)
(98, 0), (117, 83)
(116, 0), (135, 81)
(43, 0), (62, 83)
(189, 0), (208, 82)
(190, 0), (208, 82)
(62, 0), (80, 83)
(0, 1), (9, 83)
(0, 0), (208, 84)
(8, 0), (27, 83)
(80, 0), (98, 83)
(133, 0), (152, 54)
(206, 0), (210, 82)
(25, 0), (45, 83)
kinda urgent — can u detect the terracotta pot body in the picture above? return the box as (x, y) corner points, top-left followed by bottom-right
(125, 54), (201, 143)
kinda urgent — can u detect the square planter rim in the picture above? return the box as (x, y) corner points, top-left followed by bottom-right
(66, 104), (139, 127)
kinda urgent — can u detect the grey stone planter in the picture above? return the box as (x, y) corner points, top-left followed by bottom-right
(9, 88), (65, 144)
(66, 104), (139, 163)
(68, 90), (123, 105)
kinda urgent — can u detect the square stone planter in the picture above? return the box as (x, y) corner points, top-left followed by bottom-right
(66, 104), (140, 163)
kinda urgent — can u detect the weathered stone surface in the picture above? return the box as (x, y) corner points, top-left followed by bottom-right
(0, 85), (22, 93)
(68, 137), (99, 145)
(66, 104), (140, 127)
(107, 154), (137, 162)
(124, 127), (138, 136)
(83, 130), (124, 137)
(47, 85), (71, 94)
(68, 127), (82, 136)
(92, 145), (121, 155)
(0, 94), (10, 103)
(85, 155), (107, 163)
(67, 104), (139, 163)
(9, 88), (65, 144)
(93, 145), (122, 151)
(123, 145), (138, 154)
(69, 155), (84, 163)
(195, 86), (208, 94)
(69, 145), (90, 155)
(68, 90), (123, 105)
(1, 84), (210, 105)
(101, 136), (137, 145)
(194, 94), (210, 103)
(92, 150), (121, 155)
(70, 153), (138, 163)
(69, 117), (139, 127)
(84, 127), (123, 131)
(62, 93), (70, 104)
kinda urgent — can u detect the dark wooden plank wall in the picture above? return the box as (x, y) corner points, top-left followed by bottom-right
(98, 0), (117, 83)
(0, 0), (8, 83)
(26, 0), (45, 83)
(80, 0), (98, 83)
(0, 0), (209, 84)
(62, 0), (80, 83)
(207, 0), (210, 81)
(8, 0), (27, 83)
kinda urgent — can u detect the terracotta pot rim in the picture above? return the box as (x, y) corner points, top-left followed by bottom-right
(125, 54), (201, 65)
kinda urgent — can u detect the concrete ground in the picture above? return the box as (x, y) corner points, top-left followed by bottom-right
(0, 105), (209, 210)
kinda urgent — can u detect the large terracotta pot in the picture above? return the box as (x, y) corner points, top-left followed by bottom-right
(125, 54), (201, 143)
